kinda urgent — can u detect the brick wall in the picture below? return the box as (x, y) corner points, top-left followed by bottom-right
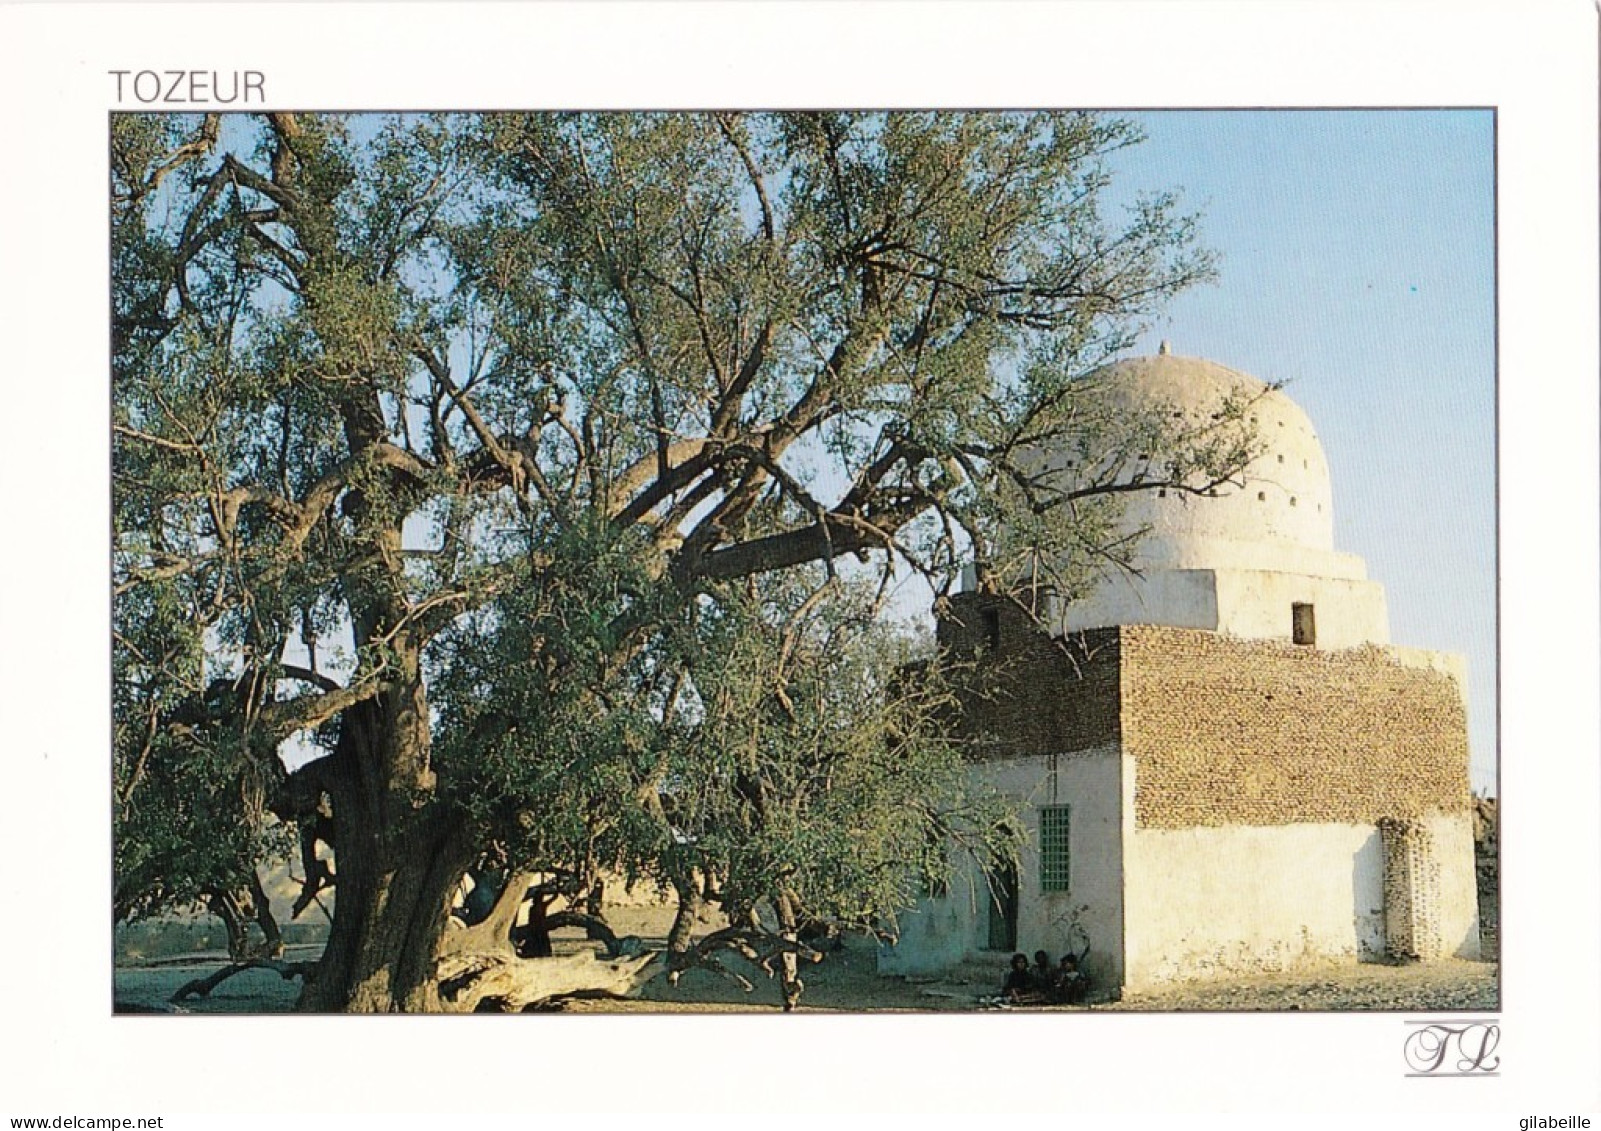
(936, 594), (1121, 760)
(1120, 625), (1471, 828)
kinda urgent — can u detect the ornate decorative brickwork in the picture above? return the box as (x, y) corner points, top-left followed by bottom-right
(1120, 625), (1471, 828)
(936, 595), (1121, 760)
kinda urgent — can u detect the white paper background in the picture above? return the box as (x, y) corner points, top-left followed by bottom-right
(0, 1), (1596, 1122)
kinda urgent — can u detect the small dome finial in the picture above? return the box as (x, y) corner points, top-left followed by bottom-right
(1158, 340), (1172, 356)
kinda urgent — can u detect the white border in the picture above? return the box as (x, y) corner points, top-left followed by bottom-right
(1, 1), (1596, 1120)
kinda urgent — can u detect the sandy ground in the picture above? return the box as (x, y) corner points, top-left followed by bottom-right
(113, 932), (1497, 1015)
(576, 940), (1498, 1014)
(113, 864), (1500, 1014)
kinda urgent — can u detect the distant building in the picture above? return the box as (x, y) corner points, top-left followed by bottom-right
(879, 351), (1479, 994)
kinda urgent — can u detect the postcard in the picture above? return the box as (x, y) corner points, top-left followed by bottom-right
(1, 2), (1596, 1123)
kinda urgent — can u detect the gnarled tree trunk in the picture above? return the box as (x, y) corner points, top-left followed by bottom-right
(293, 690), (664, 1012)
(296, 691), (471, 1012)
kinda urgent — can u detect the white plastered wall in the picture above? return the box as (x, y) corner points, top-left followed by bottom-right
(1059, 565), (1389, 649)
(1389, 646), (1470, 704)
(874, 872), (977, 976)
(1121, 810), (1481, 991)
(1059, 568), (1221, 634)
(1121, 822), (1388, 991)
(1413, 810), (1483, 962)
(877, 747), (1127, 986)
(1212, 569), (1390, 648)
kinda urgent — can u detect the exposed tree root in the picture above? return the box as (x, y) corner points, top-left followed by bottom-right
(169, 957), (314, 1003)
(542, 910), (647, 958)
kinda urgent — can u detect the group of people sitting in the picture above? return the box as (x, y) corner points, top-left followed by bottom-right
(1002, 949), (1088, 1005)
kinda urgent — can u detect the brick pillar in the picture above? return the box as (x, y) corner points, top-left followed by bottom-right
(1379, 817), (1445, 961)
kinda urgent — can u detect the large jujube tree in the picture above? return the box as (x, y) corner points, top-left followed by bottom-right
(112, 111), (1253, 1011)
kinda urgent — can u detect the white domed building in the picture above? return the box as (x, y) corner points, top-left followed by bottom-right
(879, 350), (1480, 996)
(1036, 349), (1390, 649)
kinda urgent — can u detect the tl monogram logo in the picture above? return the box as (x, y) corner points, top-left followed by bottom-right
(1403, 1021), (1501, 1076)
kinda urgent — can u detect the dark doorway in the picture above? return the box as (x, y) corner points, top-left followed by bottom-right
(986, 857), (1019, 951)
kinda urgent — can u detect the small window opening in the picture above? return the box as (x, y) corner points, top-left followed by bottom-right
(1292, 603), (1316, 646)
(1257, 491), (1267, 501)
(1277, 454), (1285, 464)
(1289, 496), (1298, 507)
(1157, 489), (1167, 498)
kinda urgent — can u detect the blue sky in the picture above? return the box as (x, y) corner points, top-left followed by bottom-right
(1107, 110), (1497, 791)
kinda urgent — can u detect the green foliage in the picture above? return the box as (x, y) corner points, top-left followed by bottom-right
(428, 532), (1005, 934)
(663, 577), (1011, 933)
(110, 112), (1225, 970)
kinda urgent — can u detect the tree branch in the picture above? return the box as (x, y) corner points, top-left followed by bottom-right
(257, 679), (384, 741)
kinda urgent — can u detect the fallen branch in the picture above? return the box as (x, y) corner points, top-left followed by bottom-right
(667, 956), (755, 995)
(679, 925), (825, 976)
(435, 950), (660, 1013)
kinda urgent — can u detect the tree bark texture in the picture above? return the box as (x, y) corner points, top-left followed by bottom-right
(295, 693), (470, 1012)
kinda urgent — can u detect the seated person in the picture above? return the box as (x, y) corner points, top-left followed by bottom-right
(1003, 953), (1044, 1003)
(1056, 953), (1088, 1004)
(1031, 949), (1057, 995)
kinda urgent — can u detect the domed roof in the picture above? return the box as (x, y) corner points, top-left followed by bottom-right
(1043, 350), (1338, 572)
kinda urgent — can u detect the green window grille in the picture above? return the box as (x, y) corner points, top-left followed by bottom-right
(1040, 805), (1071, 892)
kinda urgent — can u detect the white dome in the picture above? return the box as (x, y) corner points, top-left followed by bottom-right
(1028, 351), (1389, 647)
(1043, 353), (1340, 575)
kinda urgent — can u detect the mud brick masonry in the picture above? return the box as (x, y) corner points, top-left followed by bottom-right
(940, 605), (1471, 830)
